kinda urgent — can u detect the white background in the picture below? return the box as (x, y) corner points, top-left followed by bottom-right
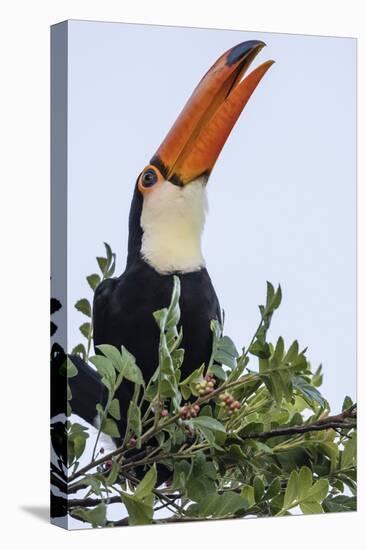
(0, 0), (364, 548)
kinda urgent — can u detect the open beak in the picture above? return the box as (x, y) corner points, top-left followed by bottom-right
(150, 40), (274, 186)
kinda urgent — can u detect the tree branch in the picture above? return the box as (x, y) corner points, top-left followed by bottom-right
(242, 405), (357, 440)
(68, 495), (121, 508)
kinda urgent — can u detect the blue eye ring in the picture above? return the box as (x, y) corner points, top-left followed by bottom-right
(142, 168), (158, 187)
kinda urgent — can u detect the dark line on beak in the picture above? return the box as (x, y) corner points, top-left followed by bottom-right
(150, 155), (169, 180)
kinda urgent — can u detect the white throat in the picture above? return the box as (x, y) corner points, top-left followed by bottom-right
(140, 178), (207, 274)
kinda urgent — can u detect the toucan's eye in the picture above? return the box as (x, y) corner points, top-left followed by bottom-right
(141, 168), (158, 187)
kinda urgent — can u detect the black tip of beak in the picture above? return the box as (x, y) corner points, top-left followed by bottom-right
(226, 40), (266, 66)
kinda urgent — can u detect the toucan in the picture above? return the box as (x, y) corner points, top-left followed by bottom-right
(70, 40), (274, 454)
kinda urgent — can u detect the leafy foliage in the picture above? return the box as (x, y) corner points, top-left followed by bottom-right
(50, 244), (357, 528)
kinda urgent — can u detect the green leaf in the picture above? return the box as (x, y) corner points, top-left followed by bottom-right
(283, 470), (298, 510)
(305, 479), (329, 503)
(74, 298), (91, 317)
(284, 340), (299, 363)
(210, 364), (227, 380)
(87, 273), (101, 291)
(300, 501), (324, 515)
(263, 371), (283, 406)
(253, 476), (265, 502)
(89, 355), (116, 389)
(186, 475), (216, 503)
(272, 284), (282, 310)
(266, 281), (275, 309)
(196, 491), (247, 518)
(127, 401), (142, 442)
(272, 337), (285, 364)
(197, 426), (225, 450)
(79, 475), (103, 496)
(73, 434), (88, 459)
(298, 466), (313, 499)
(249, 340), (271, 359)
(72, 502), (106, 528)
(134, 465), (157, 499)
(293, 376), (325, 407)
(323, 495), (357, 513)
(97, 344), (124, 372)
(109, 398), (121, 420)
(166, 276), (181, 329)
(263, 477), (281, 501)
(218, 335), (239, 358)
(121, 346), (144, 385)
(179, 364), (205, 386)
(106, 258), (116, 278)
(101, 418), (120, 438)
(191, 416), (226, 433)
(97, 256), (108, 274)
(214, 335), (238, 370)
(265, 282), (282, 313)
(120, 493), (154, 526)
(106, 460), (120, 485)
(312, 364), (323, 387)
(71, 344), (86, 359)
(105, 244), (116, 277)
(240, 485), (255, 508)
(341, 432), (356, 470)
(79, 322), (91, 339)
(66, 357), (78, 378)
(104, 242), (113, 263)
(119, 465), (157, 525)
(70, 422), (88, 432)
(342, 395), (353, 411)
(179, 364), (205, 398)
(214, 350), (236, 370)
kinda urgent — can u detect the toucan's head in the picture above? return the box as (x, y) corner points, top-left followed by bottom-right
(131, 40), (274, 274)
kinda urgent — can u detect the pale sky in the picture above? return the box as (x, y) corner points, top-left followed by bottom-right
(65, 20), (356, 412)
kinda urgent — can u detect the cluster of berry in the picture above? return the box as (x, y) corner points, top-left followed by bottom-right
(219, 392), (241, 415)
(195, 373), (217, 396)
(179, 403), (200, 420)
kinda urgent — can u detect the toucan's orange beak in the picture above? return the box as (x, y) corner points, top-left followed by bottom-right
(150, 40), (274, 186)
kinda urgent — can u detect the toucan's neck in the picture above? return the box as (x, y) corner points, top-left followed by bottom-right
(127, 179), (207, 274)
(126, 183), (144, 267)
